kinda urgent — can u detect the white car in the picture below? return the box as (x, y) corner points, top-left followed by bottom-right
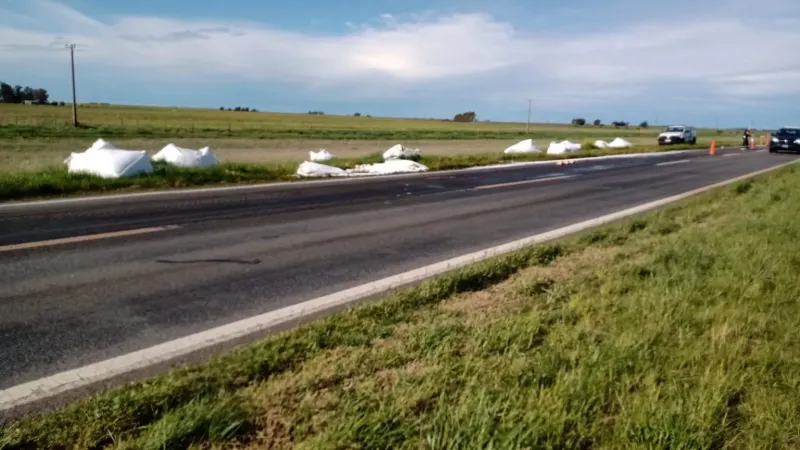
(657, 125), (697, 145)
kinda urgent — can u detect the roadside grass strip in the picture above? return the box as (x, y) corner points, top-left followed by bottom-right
(0, 144), (701, 202)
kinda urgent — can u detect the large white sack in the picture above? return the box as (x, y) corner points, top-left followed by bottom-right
(546, 140), (581, 155)
(563, 140), (581, 152)
(350, 159), (429, 175)
(67, 148), (153, 178)
(383, 144), (421, 161)
(504, 139), (540, 154)
(594, 140), (610, 149)
(88, 138), (118, 151)
(296, 161), (348, 177)
(607, 137), (633, 148)
(309, 149), (335, 162)
(152, 143), (219, 168)
(64, 138), (119, 164)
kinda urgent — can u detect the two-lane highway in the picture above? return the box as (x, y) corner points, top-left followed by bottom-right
(0, 148), (795, 393)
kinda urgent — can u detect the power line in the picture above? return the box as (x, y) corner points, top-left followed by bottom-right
(66, 44), (78, 127)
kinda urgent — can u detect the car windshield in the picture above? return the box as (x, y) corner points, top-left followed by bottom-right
(776, 128), (799, 136)
(665, 127), (684, 132)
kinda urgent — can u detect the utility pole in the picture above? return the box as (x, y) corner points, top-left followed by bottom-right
(66, 44), (78, 127)
(526, 99), (531, 133)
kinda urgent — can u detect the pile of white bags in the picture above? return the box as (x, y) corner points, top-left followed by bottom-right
(503, 139), (540, 154)
(63, 139), (222, 178)
(546, 140), (582, 155)
(309, 149), (335, 162)
(382, 144), (421, 160)
(64, 139), (153, 178)
(152, 143), (219, 168)
(296, 143), (429, 178)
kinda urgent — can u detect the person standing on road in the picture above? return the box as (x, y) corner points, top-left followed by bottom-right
(743, 127), (752, 147)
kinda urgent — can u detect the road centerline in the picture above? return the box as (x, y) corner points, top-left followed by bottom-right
(655, 159), (691, 166)
(473, 175), (574, 190)
(0, 225), (181, 252)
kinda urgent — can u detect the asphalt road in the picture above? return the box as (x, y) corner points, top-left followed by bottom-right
(0, 148), (796, 390)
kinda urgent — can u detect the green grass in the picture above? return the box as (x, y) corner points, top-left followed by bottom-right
(3, 161), (800, 449)
(0, 123), (543, 141)
(0, 103), (755, 141)
(0, 144), (703, 202)
(116, 395), (254, 450)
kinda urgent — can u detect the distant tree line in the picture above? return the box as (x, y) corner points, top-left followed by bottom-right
(219, 106), (259, 112)
(453, 111), (477, 122)
(0, 81), (51, 104)
(572, 117), (649, 128)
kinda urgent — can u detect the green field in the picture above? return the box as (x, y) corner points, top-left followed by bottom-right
(0, 103), (752, 140)
(0, 103), (734, 135)
(3, 162), (799, 449)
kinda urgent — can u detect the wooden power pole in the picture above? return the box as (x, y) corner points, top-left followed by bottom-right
(526, 99), (531, 133)
(66, 44), (78, 127)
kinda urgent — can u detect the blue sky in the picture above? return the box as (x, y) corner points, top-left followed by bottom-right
(1, 0), (799, 128)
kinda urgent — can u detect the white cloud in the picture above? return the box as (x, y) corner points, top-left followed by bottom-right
(1, 0), (798, 107)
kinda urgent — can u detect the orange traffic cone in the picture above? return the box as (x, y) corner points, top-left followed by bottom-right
(750, 138), (755, 150)
(709, 140), (716, 156)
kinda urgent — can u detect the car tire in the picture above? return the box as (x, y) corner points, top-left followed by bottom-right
(690, 138), (697, 145)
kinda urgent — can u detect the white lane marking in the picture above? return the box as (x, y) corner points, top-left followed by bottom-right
(723, 153), (740, 157)
(474, 175), (574, 190)
(0, 148), (741, 211)
(0, 157), (793, 413)
(0, 225), (181, 252)
(656, 159), (690, 167)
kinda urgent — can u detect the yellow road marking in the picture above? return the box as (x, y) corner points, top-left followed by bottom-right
(0, 225), (180, 252)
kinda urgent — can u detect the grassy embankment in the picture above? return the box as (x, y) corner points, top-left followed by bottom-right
(3, 161), (799, 449)
(0, 104), (749, 201)
(0, 142), (704, 202)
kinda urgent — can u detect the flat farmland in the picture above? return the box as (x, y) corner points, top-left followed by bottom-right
(0, 104), (748, 172)
(0, 103), (675, 133)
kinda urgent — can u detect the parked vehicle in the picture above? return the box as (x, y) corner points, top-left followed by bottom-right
(657, 125), (697, 145)
(768, 127), (800, 153)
